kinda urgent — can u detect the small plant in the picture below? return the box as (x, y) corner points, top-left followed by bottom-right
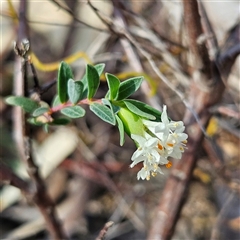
(6, 61), (188, 180)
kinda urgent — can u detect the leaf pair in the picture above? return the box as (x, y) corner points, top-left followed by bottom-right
(105, 74), (143, 101)
(123, 99), (161, 121)
(57, 62), (105, 104)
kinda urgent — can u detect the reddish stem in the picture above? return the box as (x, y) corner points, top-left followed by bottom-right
(50, 98), (102, 113)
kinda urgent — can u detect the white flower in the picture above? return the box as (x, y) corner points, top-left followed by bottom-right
(164, 132), (188, 159)
(130, 132), (168, 180)
(137, 162), (163, 180)
(131, 105), (188, 180)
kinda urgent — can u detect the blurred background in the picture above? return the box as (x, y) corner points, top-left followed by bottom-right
(1, 1), (239, 239)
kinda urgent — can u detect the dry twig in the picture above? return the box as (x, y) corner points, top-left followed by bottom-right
(96, 221), (114, 240)
(0, 163), (32, 194)
(12, 1), (68, 239)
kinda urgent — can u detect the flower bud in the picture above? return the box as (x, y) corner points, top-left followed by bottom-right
(117, 107), (144, 137)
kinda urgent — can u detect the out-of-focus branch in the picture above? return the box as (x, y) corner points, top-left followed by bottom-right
(96, 221), (114, 240)
(198, 2), (219, 60)
(50, 0), (107, 32)
(112, 2), (162, 110)
(12, 1), (68, 239)
(183, 0), (211, 79)
(218, 23), (240, 78)
(147, 1), (238, 240)
(0, 163), (32, 194)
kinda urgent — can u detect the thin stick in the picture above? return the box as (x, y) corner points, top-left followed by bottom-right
(0, 163), (32, 194)
(12, 1), (68, 239)
(96, 221), (114, 240)
(28, 56), (40, 91)
(50, 0), (108, 32)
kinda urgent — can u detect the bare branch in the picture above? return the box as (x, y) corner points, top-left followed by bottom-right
(0, 163), (32, 194)
(12, 1), (69, 239)
(96, 221), (114, 240)
(50, 0), (108, 32)
(183, 0), (211, 79)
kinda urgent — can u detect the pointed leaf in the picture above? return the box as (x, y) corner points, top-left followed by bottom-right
(123, 100), (156, 120)
(32, 107), (49, 117)
(115, 115), (125, 146)
(105, 73), (120, 100)
(5, 96), (39, 113)
(61, 106), (85, 118)
(124, 99), (162, 121)
(81, 64), (105, 100)
(86, 64), (100, 99)
(94, 63), (105, 76)
(90, 103), (116, 125)
(102, 98), (120, 114)
(116, 76), (143, 100)
(67, 79), (83, 104)
(57, 61), (73, 103)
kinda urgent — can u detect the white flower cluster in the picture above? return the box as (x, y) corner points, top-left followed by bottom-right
(130, 105), (188, 180)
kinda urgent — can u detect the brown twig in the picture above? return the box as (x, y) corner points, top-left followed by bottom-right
(12, 1), (68, 239)
(0, 163), (32, 194)
(218, 23), (240, 78)
(96, 221), (114, 240)
(112, 3), (162, 110)
(198, 2), (219, 60)
(147, 1), (229, 239)
(50, 0), (108, 32)
(182, 0), (211, 79)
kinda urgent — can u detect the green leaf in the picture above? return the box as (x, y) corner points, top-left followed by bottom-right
(123, 100), (156, 120)
(61, 106), (85, 118)
(116, 115), (125, 146)
(52, 95), (61, 107)
(123, 99), (162, 121)
(57, 61), (73, 103)
(90, 103), (116, 125)
(32, 107), (49, 117)
(94, 63), (105, 76)
(67, 79), (83, 104)
(81, 64), (105, 100)
(102, 98), (120, 114)
(43, 124), (49, 133)
(50, 118), (71, 125)
(86, 64), (100, 99)
(105, 73), (120, 100)
(116, 76), (143, 100)
(5, 96), (39, 113)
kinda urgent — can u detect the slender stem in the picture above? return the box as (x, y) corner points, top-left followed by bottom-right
(13, 1), (69, 239)
(50, 0), (108, 32)
(0, 163), (32, 194)
(50, 98), (102, 113)
(96, 221), (114, 240)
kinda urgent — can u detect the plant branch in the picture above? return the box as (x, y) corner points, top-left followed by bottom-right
(183, 0), (211, 79)
(50, 98), (102, 113)
(147, 1), (238, 239)
(0, 163), (32, 194)
(96, 221), (114, 240)
(50, 0), (108, 32)
(12, 1), (68, 239)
